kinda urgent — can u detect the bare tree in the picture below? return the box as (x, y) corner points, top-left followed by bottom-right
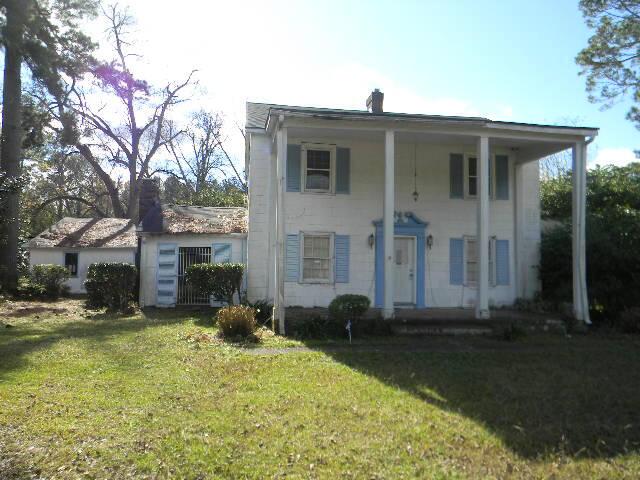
(39, 4), (196, 221)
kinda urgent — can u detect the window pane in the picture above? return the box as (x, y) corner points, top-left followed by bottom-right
(466, 239), (477, 261)
(312, 236), (330, 257)
(307, 150), (330, 169)
(306, 170), (330, 190)
(467, 262), (478, 283)
(303, 258), (329, 279)
(468, 157), (477, 176)
(468, 177), (477, 196)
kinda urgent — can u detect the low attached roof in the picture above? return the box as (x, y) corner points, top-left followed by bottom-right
(245, 101), (598, 133)
(29, 217), (137, 249)
(141, 204), (248, 235)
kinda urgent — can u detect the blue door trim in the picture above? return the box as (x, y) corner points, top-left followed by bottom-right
(373, 212), (428, 308)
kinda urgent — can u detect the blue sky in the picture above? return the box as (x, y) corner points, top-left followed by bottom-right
(108, 0), (639, 167)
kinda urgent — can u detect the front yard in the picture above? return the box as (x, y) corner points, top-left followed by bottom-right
(1, 299), (639, 479)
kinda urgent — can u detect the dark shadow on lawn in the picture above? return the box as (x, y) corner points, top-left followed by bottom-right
(306, 336), (640, 460)
(0, 306), (213, 380)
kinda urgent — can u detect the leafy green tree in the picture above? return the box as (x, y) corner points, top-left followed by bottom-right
(0, 0), (97, 292)
(576, 0), (640, 128)
(540, 162), (640, 324)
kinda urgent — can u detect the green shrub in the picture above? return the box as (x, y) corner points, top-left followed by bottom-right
(328, 294), (371, 327)
(16, 276), (47, 299)
(24, 264), (70, 299)
(214, 305), (257, 338)
(286, 315), (334, 339)
(186, 263), (244, 304)
(85, 263), (137, 312)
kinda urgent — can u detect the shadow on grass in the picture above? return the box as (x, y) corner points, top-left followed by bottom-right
(0, 306), (214, 380)
(306, 336), (640, 460)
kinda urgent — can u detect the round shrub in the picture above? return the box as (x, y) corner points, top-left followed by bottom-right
(85, 263), (137, 312)
(23, 264), (70, 299)
(186, 263), (244, 304)
(214, 305), (257, 338)
(328, 294), (371, 330)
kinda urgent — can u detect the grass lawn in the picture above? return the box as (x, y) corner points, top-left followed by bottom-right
(1, 299), (640, 479)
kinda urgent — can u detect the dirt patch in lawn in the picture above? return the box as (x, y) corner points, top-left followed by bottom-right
(0, 298), (86, 321)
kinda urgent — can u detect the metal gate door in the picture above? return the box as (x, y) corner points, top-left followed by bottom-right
(177, 247), (212, 305)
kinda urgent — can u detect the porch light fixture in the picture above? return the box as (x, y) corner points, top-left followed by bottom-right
(426, 234), (434, 249)
(368, 233), (375, 249)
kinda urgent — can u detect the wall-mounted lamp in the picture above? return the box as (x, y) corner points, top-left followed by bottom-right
(368, 233), (375, 249)
(426, 234), (434, 250)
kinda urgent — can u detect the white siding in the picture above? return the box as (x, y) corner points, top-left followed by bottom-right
(139, 234), (246, 307)
(29, 248), (136, 294)
(247, 132), (541, 308)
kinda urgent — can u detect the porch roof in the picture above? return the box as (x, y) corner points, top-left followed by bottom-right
(246, 101), (598, 134)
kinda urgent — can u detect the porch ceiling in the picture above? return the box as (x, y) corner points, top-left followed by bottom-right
(285, 125), (575, 163)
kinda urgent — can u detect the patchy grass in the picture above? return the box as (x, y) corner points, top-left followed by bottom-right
(1, 299), (640, 478)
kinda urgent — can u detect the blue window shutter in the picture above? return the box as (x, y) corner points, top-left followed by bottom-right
(286, 144), (301, 192)
(495, 239), (510, 285)
(335, 235), (350, 283)
(157, 243), (177, 306)
(495, 155), (509, 200)
(285, 234), (299, 282)
(336, 147), (350, 194)
(213, 243), (232, 263)
(450, 238), (464, 285)
(449, 154), (463, 199)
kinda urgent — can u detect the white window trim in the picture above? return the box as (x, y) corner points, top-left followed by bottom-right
(299, 231), (334, 284)
(462, 235), (497, 287)
(301, 143), (336, 194)
(463, 153), (501, 200)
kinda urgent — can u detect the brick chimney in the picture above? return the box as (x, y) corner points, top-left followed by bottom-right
(138, 177), (160, 223)
(366, 88), (384, 114)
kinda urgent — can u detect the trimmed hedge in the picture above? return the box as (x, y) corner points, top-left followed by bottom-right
(328, 294), (371, 325)
(186, 263), (244, 304)
(85, 263), (137, 312)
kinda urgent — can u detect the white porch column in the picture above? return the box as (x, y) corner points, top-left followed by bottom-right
(572, 141), (591, 324)
(273, 124), (287, 333)
(383, 130), (395, 319)
(476, 136), (490, 319)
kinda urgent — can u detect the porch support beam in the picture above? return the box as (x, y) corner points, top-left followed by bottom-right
(572, 141), (591, 325)
(383, 130), (395, 319)
(476, 136), (490, 319)
(273, 124), (287, 333)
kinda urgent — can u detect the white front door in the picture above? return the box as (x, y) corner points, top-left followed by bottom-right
(394, 236), (415, 304)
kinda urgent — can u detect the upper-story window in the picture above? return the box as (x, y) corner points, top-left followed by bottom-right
(303, 145), (335, 193)
(466, 156), (478, 197)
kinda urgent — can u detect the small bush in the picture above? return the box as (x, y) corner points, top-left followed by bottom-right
(85, 263), (137, 312)
(500, 323), (527, 341)
(186, 263), (244, 304)
(215, 305), (257, 338)
(18, 264), (70, 299)
(328, 294), (371, 329)
(619, 308), (640, 334)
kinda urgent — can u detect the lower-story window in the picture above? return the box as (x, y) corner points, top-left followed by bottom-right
(464, 236), (497, 286)
(65, 252), (78, 277)
(301, 232), (333, 282)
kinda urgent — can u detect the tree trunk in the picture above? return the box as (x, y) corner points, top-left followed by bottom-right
(0, 1), (26, 293)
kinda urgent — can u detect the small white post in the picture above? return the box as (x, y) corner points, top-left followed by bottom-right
(580, 141), (591, 325)
(273, 124), (287, 333)
(383, 130), (395, 319)
(476, 136), (490, 319)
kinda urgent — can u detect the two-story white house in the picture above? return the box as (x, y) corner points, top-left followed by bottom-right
(245, 90), (597, 333)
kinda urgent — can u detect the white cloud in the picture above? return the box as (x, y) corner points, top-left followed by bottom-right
(591, 147), (637, 168)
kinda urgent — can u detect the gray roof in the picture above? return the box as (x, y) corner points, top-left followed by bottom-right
(246, 101), (598, 131)
(141, 204), (248, 235)
(29, 217), (137, 249)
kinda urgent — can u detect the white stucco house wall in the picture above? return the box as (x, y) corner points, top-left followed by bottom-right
(28, 217), (137, 294)
(245, 90), (598, 332)
(137, 182), (247, 308)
